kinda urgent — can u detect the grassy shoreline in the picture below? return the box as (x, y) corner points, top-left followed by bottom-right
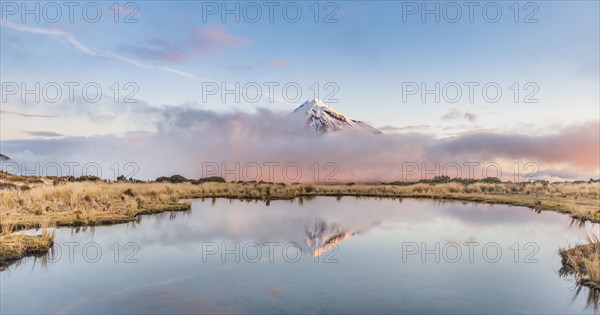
(0, 234), (54, 269)
(559, 235), (600, 300)
(1, 177), (599, 269)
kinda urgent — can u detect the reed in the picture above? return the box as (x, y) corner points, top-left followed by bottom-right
(559, 233), (600, 292)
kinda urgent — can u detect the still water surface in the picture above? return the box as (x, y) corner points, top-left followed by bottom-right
(1, 197), (598, 314)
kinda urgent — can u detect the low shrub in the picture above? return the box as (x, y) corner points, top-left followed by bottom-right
(198, 176), (226, 183)
(168, 175), (188, 183)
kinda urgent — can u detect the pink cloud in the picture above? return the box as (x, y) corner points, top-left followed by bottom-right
(192, 27), (251, 58)
(271, 58), (287, 67)
(195, 27), (249, 47)
(435, 120), (600, 171)
(122, 27), (251, 62)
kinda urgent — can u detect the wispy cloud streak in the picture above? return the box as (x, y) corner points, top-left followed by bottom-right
(1, 21), (197, 80)
(1, 110), (58, 118)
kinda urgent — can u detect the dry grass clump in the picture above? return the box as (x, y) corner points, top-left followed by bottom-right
(559, 234), (600, 311)
(0, 220), (55, 269)
(560, 234), (600, 289)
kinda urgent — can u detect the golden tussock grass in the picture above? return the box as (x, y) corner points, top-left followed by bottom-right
(0, 220), (55, 270)
(0, 180), (598, 231)
(560, 233), (600, 309)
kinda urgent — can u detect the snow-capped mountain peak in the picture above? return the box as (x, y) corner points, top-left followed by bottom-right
(289, 99), (381, 135)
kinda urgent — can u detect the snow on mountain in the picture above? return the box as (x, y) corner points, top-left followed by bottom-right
(288, 99), (381, 136)
(303, 220), (354, 257)
(300, 219), (380, 257)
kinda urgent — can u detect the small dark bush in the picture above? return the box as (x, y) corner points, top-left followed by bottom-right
(198, 176), (226, 183)
(480, 177), (501, 184)
(432, 176), (451, 183)
(304, 184), (316, 193)
(155, 176), (169, 183)
(168, 175), (188, 183)
(0, 182), (17, 190)
(76, 175), (101, 182)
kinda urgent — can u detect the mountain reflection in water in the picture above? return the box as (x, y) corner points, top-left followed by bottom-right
(2, 197), (599, 314)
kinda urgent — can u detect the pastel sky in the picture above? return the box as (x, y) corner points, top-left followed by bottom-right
(0, 1), (598, 181)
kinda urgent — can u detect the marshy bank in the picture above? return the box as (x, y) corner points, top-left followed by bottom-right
(0, 221), (55, 269)
(1, 172), (599, 269)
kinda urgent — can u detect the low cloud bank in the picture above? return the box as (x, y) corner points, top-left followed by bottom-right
(1, 105), (598, 182)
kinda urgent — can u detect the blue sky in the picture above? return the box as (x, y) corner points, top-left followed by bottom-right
(0, 1), (598, 181)
(2, 1), (598, 140)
